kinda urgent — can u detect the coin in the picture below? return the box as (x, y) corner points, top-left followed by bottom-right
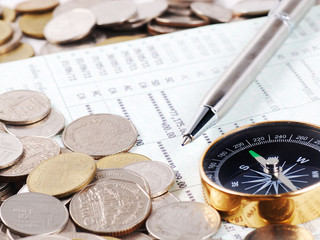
(62, 114), (138, 158)
(0, 90), (50, 125)
(52, 0), (102, 17)
(95, 168), (150, 195)
(232, 0), (276, 16)
(124, 161), (175, 198)
(147, 20), (184, 35)
(44, 8), (96, 44)
(0, 6), (2, 17)
(155, 12), (210, 27)
(96, 35), (146, 46)
(0, 20), (13, 45)
(70, 179), (151, 237)
(96, 153), (151, 169)
(151, 192), (180, 213)
(90, 1), (137, 27)
(19, 12), (52, 39)
(41, 29), (106, 55)
(0, 192), (69, 236)
(111, 19), (149, 31)
(58, 232), (105, 240)
(15, 0), (59, 13)
(5, 108), (65, 138)
(244, 224), (314, 240)
(0, 136), (60, 181)
(167, 7), (192, 16)
(146, 201), (221, 240)
(19, 236), (70, 240)
(27, 152), (96, 198)
(0, 23), (23, 55)
(127, 0), (168, 23)
(0, 133), (23, 169)
(122, 232), (153, 240)
(0, 43), (34, 63)
(190, 2), (233, 22)
(1, 7), (16, 23)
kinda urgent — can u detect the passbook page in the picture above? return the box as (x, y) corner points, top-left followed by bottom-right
(1, 5), (320, 240)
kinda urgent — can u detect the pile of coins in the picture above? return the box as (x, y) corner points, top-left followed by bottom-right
(0, 0), (284, 63)
(0, 89), (222, 239)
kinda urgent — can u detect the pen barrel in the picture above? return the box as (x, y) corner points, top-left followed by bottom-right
(203, 0), (316, 117)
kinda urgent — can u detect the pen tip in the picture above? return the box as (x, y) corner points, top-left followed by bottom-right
(182, 135), (192, 146)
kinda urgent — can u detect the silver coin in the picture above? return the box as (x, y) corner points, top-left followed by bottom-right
(146, 201), (221, 240)
(147, 20), (185, 35)
(127, 0), (168, 23)
(232, 0), (276, 16)
(124, 161), (175, 198)
(0, 23), (22, 55)
(90, 1), (137, 27)
(0, 90), (51, 125)
(52, 0), (104, 17)
(58, 232), (105, 240)
(16, 185), (71, 206)
(62, 114), (138, 158)
(167, 7), (192, 16)
(111, 19), (149, 31)
(191, 2), (233, 22)
(95, 168), (150, 195)
(69, 179), (151, 236)
(0, 136), (60, 179)
(151, 192), (180, 213)
(155, 12), (210, 27)
(5, 109), (65, 138)
(40, 30), (106, 55)
(19, 236), (70, 240)
(122, 232), (153, 240)
(0, 192), (69, 236)
(0, 132), (23, 169)
(44, 8), (96, 44)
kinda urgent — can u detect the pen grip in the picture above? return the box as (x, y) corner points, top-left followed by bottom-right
(203, 0), (316, 117)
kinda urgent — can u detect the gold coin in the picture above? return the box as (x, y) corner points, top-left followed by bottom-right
(15, 0), (59, 13)
(19, 12), (52, 39)
(96, 35), (146, 46)
(96, 152), (151, 169)
(0, 20), (13, 45)
(2, 7), (16, 22)
(0, 43), (34, 63)
(27, 152), (97, 198)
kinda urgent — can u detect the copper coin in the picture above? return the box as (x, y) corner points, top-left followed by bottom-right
(0, 136), (60, 180)
(15, 0), (59, 13)
(146, 201), (221, 240)
(0, 192), (69, 236)
(69, 179), (151, 237)
(244, 224), (314, 240)
(155, 13), (210, 27)
(124, 161), (175, 198)
(0, 90), (51, 125)
(62, 114), (138, 158)
(0, 132), (23, 169)
(5, 108), (65, 138)
(95, 168), (150, 195)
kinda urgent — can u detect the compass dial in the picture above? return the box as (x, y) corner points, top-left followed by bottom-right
(202, 121), (320, 195)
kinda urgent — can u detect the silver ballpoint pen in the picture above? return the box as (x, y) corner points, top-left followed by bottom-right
(182, 0), (316, 146)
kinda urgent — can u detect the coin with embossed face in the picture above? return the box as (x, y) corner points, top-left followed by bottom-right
(0, 192), (69, 236)
(62, 114), (138, 158)
(5, 108), (65, 138)
(0, 133), (23, 169)
(0, 136), (60, 181)
(124, 161), (175, 198)
(69, 179), (151, 237)
(0, 90), (51, 125)
(27, 152), (96, 198)
(146, 201), (221, 240)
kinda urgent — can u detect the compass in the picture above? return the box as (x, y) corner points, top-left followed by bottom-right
(200, 121), (320, 228)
